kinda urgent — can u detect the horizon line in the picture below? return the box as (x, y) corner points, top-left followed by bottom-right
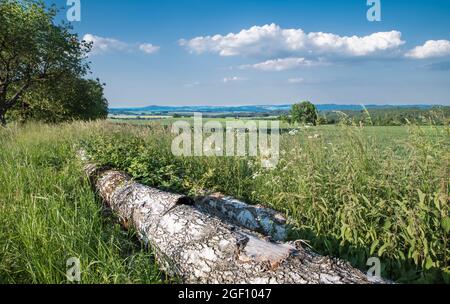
(109, 103), (449, 109)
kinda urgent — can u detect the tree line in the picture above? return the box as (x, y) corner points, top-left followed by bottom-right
(282, 101), (449, 126)
(0, 0), (108, 126)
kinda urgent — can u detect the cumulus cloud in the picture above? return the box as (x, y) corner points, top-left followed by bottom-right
(179, 24), (405, 58)
(406, 40), (450, 59)
(240, 57), (324, 71)
(83, 34), (159, 55)
(83, 34), (129, 55)
(139, 43), (160, 54)
(222, 76), (246, 83)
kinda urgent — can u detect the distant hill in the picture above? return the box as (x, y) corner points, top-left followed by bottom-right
(109, 104), (437, 115)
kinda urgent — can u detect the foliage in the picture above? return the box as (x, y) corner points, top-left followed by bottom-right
(11, 77), (108, 123)
(291, 101), (318, 125)
(0, 0), (106, 125)
(322, 106), (450, 126)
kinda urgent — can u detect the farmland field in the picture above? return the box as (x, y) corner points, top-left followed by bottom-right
(1, 120), (448, 283)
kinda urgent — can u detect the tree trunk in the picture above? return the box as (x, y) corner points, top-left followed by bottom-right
(83, 160), (385, 284)
(0, 109), (6, 127)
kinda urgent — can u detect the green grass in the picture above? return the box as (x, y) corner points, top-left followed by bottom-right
(0, 122), (163, 284)
(83, 120), (449, 284)
(1, 120), (448, 284)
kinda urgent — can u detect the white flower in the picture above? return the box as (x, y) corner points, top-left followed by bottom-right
(262, 159), (276, 169)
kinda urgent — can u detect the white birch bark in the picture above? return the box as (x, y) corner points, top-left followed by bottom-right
(83, 162), (384, 284)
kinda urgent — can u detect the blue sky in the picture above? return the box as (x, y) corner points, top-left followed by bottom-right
(49, 0), (450, 107)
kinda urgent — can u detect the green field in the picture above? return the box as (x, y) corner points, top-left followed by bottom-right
(109, 116), (281, 127)
(0, 120), (449, 283)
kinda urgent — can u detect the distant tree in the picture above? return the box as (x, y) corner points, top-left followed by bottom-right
(291, 101), (318, 125)
(279, 114), (291, 124)
(317, 115), (328, 125)
(0, 0), (93, 125)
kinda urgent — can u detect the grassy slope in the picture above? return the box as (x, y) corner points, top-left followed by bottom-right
(0, 123), (163, 284)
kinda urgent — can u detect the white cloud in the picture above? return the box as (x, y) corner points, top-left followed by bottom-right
(222, 76), (246, 83)
(83, 34), (160, 55)
(83, 34), (129, 55)
(240, 57), (323, 71)
(179, 24), (405, 58)
(288, 78), (304, 84)
(406, 40), (450, 59)
(139, 43), (160, 54)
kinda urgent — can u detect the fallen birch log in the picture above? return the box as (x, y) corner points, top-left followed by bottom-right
(83, 161), (383, 284)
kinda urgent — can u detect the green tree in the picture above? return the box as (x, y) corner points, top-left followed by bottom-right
(291, 101), (318, 125)
(279, 114), (291, 124)
(316, 115), (328, 125)
(13, 76), (108, 123)
(0, 0), (91, 125)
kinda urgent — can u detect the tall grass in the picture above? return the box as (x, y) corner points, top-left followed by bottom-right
(0, 122), (163, 284)
(83, 121), (449, 283)
(1, 120), (448, 283)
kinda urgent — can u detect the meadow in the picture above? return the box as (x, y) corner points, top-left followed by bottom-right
(0, 120), (448, 283)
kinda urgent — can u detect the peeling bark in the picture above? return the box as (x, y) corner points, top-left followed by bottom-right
(196, 194), (288, 241)
(83, 161), (385, 284)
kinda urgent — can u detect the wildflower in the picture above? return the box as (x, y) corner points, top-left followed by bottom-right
(262, 159), (276, 169)
(308, 134), (321, 140)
